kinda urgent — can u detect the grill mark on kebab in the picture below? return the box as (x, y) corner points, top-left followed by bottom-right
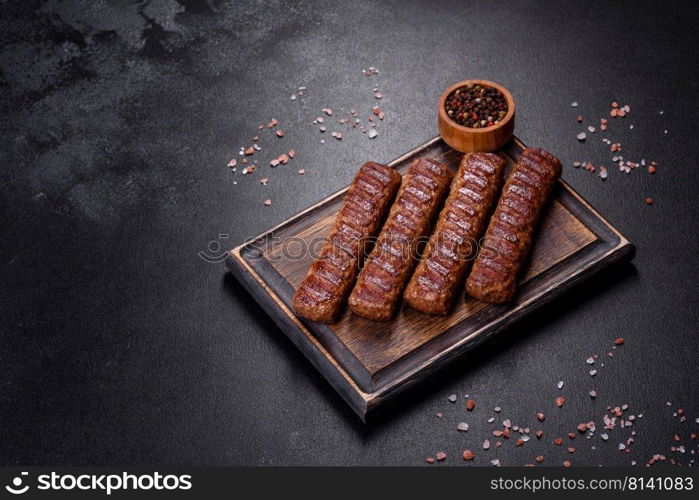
(348, 158), (453, 321)
(292, 162), (401, 323)
(466, 147), (562, 304)
(404, 153), (506, 315)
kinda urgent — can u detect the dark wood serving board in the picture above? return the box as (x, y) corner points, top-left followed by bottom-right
(226, 136), (635, 421)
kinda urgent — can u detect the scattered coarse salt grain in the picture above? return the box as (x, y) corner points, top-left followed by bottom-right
(491, 459), (501, 466)
(587, 126), (596, 133)
(590, 370), (597, 376)
(228, 159), (237, 167)
(537, 412), (546, 422)
(590, 390), (597, 398)
(268, 118), (278, 128)
(288, 150), (295, 158)
(264, 199), (272, 206)
(270, 159), (280, 167)
(577, 132), (587, 141)
(586, 356), (595, 365)
(483, 440), (491, 450)
(290, 94), (296, 101)
(368, 129), (378, 139)
(556, 397), (566, 408)
(448, 394), (457, 403)
(599, 166), (608, 180)
(571, 101), (578, 107)
(260, 177), (268, 185)
(331, 131), (343, 140)
(322, 108), (333, 116)
(457, 422), (469, 432)
(436, 452), (446, 461)
(374, 92), (383, 99)
(426, 457), (435, 464)
(276, 130), (285, 138)
(558, 381), (564, 389)
(297, 169), (305, 175)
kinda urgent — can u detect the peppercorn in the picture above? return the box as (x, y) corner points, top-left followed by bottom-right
(445, 84), (508, 128)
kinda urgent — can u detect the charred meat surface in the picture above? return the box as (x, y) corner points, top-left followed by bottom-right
(292, 162), (401, 323)
(348, 158), (453, 321)
(405, 153), (505, 314)
(466, 147), (562, 304)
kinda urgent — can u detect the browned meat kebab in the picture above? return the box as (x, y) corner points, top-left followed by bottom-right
(404, 153), (506, 315)
(292, 162), (401, 323)
(348, 158), (453, 321)
(466, 147), (562, 304)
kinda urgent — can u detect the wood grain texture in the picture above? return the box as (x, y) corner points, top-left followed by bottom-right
(226, 136), (635, 421)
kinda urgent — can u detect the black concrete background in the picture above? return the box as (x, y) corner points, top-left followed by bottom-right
(1, 0), (697, 466)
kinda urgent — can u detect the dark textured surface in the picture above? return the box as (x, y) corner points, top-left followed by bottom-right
(1, 0), (697, 466)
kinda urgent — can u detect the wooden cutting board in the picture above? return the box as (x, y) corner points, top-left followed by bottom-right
(226, 136), (635, 421)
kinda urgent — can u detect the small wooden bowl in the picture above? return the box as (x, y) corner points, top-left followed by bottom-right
(438, 80), (515, 153)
